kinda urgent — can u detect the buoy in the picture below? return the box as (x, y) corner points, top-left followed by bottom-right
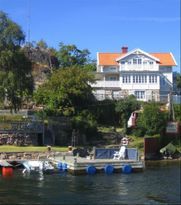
(57, 162), (62, 170)
(122, 164), (132, 174)
(2, 167), (13, 177)
(104, 164), (114, 175)
(86, 165), (96, 175)
(62, 163), (67, 171)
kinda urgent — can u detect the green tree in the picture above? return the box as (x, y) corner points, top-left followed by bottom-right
(34, 66), (95, 115)
(0, 11), (25, 50)
(36, 39), (48, 49)
(176, 73), (181, 89)
(0, 11), (33, 111)
(173, 104), (181, 122)
(115, 95), (140, 133)
(56, 42), (92, 68)
(136, 102), (168, 136)
(71, 110), (98, 144)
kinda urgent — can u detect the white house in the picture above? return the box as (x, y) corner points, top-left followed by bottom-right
(91, 47), (177, 102)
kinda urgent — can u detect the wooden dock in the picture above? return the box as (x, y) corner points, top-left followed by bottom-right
(49, 155), (145, 175)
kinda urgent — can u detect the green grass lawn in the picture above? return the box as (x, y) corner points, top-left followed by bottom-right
(128, 135), (144, 154)
(0, 145), (68, 152)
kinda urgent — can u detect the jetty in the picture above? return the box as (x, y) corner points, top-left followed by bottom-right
(0, 147), (145, 175)
(49, 147), (145, 175)
(49, 155), (144, 175)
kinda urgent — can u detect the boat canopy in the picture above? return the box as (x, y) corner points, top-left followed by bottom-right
(160, 143), (177, 154)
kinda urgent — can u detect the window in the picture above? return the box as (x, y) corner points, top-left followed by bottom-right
(133, 58), (142, 64)
(121, 61), (125, 64)
(133, 59), (137, 64)
(110, 67), (116, 70)
(144, 75), (147, 83)
(109, 76), (117, 81)
(138, 59), (142, 64)
(149, 61), (153, 64)
(149, 75), (157, 83)
(128, 61), (131, 64)
(135, 75), (139, 83)
(133, 75), (135, 83)
(122, 75), (131, 83)
(135, 91), (145, 99)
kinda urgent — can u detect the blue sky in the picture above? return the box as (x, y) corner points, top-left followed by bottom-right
(0, 0), (180, 72)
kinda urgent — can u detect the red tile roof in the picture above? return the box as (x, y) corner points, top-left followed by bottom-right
(98, 52), (176, 66)
(150, 53), (176, 66)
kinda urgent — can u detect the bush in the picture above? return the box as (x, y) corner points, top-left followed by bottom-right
(136, 102), (168, 136)
(174, 104), (181, 122)
(71, 110), (98, 144)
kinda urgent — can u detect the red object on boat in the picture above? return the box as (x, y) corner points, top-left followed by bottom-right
(2, 167), (13, 177)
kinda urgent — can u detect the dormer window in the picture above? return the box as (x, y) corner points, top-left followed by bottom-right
(133, 59), (137, 64)
(138, 59), (142, 64)
(133, 58), (142, 64)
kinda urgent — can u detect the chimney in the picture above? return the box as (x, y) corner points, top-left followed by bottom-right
(121, 46), (128, 54)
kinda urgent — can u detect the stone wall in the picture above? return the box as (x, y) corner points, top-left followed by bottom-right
(0, 133), (38, 146)
(0, 151), (68, 160)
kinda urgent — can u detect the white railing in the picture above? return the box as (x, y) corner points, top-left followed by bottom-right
(102, 67), (119, 73)
(120, 64), (159, 71)
(91, 81), (121, 88)
(91, 80), (160, 90)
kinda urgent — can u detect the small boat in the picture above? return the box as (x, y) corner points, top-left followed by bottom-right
(22, 160), (54, 174)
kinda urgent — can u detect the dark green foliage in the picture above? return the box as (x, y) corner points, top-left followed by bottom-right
(71, 110), (98, 144)
(176, 73), (181, 89)
(136, 102), (168, 136)
(0, 11), (33, 112)
(89, 99), (119, 126)
(173, 104), (181, 122)
(115, 95), (141, 133)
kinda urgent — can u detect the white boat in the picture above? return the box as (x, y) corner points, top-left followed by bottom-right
(22, 160), (54, 174)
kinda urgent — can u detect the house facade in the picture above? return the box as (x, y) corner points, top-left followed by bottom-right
(91, 47), (177, 102)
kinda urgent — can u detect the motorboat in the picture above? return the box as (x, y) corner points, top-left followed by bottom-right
(22, 160), (54, 174)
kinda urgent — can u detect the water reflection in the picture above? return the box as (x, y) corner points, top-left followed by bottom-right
(0, 161), (180, 204)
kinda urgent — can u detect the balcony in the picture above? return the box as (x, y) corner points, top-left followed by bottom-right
(120, 64), (159, 72)
(91, 81), (121, 88)
(101, 67), (119, 73)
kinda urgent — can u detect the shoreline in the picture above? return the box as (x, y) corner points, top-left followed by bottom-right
(0, 150), (180, 162)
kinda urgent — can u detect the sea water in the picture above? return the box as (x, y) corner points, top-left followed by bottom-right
(0, 160), (180, 204)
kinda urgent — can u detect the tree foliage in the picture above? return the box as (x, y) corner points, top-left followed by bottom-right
(0, 11), (25, 50)
(71, 110), (98, 143)
(176, 73), (181, 89)
(34, 66), (95, 115)
(56, 42), (95, 70)
(173, 104), (181, 122)
(89, 99), (119, 126)
(0, 11), (33, 111)
(115, 95), (140, 133)
(136, 102), (168, 136)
